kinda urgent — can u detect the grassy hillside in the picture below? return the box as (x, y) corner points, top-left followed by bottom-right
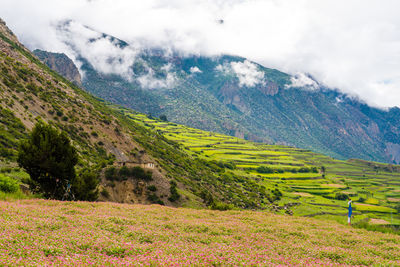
(0, 18), (255, 208)
(0, 199), (399, 266)
(122, 110), (400, 227)
(1, 18), (301, 210)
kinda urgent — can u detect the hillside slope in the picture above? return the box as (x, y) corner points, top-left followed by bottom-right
(0, 18), (260, 208)
(0, 199), (399, 266)
(47, 20), (400, 164)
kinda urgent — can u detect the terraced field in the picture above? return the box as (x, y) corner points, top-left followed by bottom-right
(124, 111), (400, 227)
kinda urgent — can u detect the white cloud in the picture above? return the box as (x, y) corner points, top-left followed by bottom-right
(215, 63), (231, 74)
(2, 0), (400, 107)
(189, 66), (202, 73)
(216, 60), (265, 87)
(230, 60), (265, 87)
(137, 63), (176, 89)
(287, 73), (319, 90)
(56, 20), (140, 81)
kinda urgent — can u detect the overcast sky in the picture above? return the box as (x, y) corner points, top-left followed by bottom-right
(1, 0), (400, 108)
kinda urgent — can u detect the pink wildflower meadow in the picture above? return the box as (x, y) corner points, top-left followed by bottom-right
(0, 199), (399, 266)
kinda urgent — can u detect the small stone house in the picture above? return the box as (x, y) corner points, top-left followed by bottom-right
(116, 161), (155, 169)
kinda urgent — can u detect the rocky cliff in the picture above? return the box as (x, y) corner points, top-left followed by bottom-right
(34, 49), (81, 85)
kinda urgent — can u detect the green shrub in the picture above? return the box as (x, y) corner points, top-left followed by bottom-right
(298, 167), (310, 173)
(147, 185), (157, 192)
(395, 204), (400, 214)
(335, 192), (348, 200)
(358, 197), (366, 203)
(72, 170), (99, 201)
(168, 180), (180, 202)
(130, 166), (152, 181)
(101, 188), (110, 198)
(159, 115), (168, 122)
(105, 167), (116, 180)
(268, 188), (283, 202)
(0, 147), (16, 159)
(0, 167), (12, 173)
(200, 189), (214, 206)
(256, 166), (274, 174)
(147, 193), (164, 205)
(0, 174), (19, 193)
(211, 201), (234, 211)
(119, 166), (130, 177)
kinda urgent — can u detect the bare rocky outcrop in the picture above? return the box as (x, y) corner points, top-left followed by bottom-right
(33, 49), (82, 85)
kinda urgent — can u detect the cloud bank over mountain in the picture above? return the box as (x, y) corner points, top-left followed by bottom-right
(2, 0), (400, 107)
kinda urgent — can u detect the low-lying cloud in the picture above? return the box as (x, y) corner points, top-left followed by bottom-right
(57, 20), (139, 81)
(137, 63), (177, 89)
(216, 60), (265, 87)
(287, 73), (319, 91)
(2, 0), (400, 107)
(189, 66), (202, 74)
(56, 20), (177, 89)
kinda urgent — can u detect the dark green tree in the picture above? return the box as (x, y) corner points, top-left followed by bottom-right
(72, 170), (99, 201)
(395, 204), (400, 214)
(159, 114), (168, 122)
(17, 121), (78, 199)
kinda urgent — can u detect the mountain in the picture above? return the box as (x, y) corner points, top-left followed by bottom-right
(2, 17), (400, 221)
(1, 18), (264, 209)
(46, 21), (400, 164)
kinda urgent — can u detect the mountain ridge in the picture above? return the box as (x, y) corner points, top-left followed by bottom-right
(39, 21), (400, 164)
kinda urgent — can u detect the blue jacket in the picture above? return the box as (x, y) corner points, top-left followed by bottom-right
(348, 201), (352, 217)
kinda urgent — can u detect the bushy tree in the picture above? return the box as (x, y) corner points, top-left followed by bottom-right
(335, 192), (348, 200)
(395, 204), (400, 214)
(159, 114), (168, 122)
(168, 180), (180, 202)
(0, 174), (20, 193)
(17, 121), (78, 199)
(72, 170), (99, 201)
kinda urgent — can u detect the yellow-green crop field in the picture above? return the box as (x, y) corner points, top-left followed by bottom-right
(0, 200), (399, 266)
(125, 112), (400, 227)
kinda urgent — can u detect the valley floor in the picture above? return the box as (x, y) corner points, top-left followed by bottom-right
(0, 199), (399, 266)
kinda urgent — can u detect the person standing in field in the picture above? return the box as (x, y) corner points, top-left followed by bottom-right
(348, 198), (352, 225)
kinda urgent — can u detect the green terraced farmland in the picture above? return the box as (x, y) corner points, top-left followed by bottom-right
(122, 110), (400, 228)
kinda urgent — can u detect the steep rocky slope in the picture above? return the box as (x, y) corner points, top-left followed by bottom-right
(33, 49), (81, 85)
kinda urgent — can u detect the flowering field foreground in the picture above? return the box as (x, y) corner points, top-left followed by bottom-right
(0, 200), (399, 266)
